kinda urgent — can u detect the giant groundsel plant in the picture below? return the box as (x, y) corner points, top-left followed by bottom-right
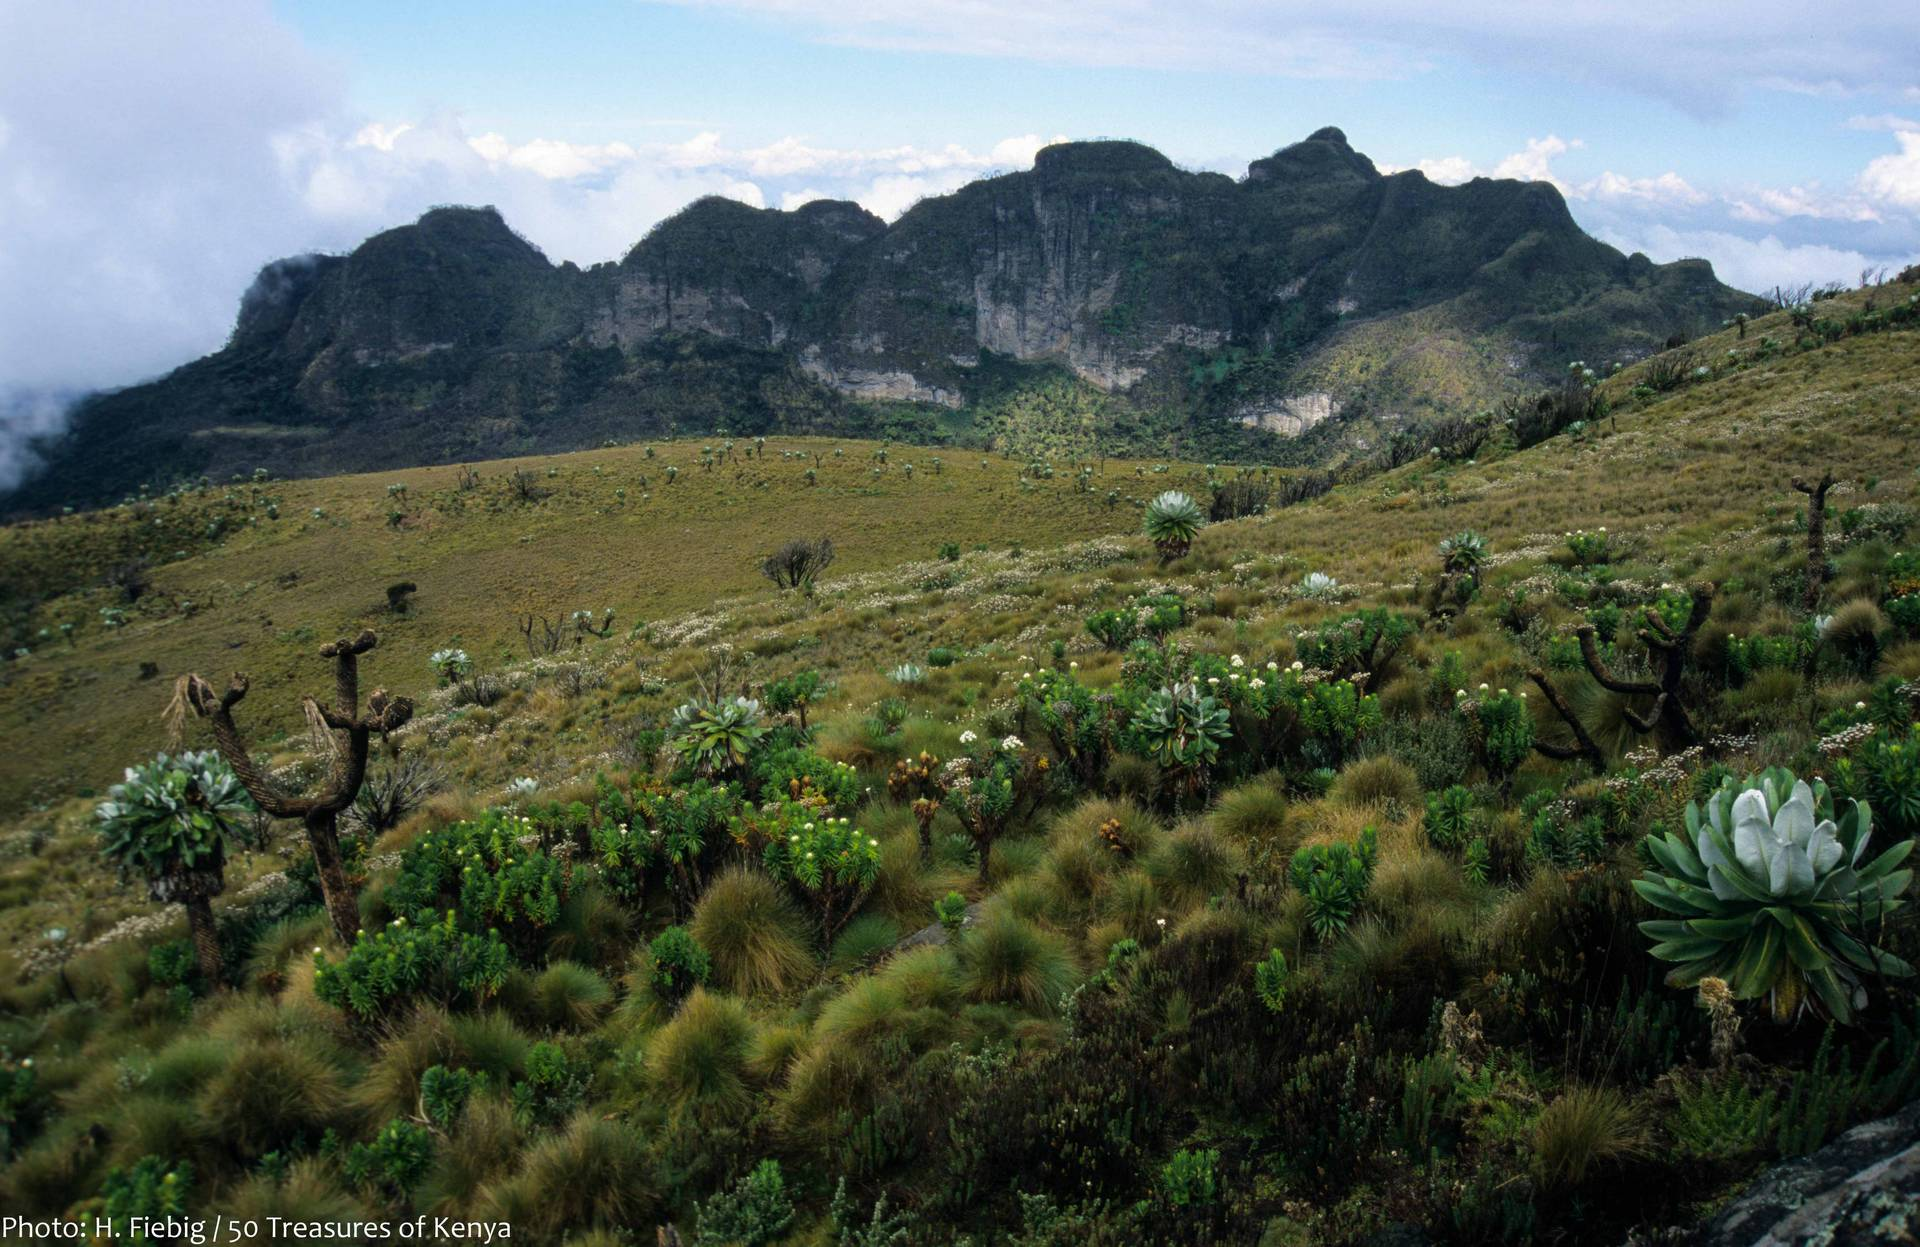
(1635, 767), (1913, 1022)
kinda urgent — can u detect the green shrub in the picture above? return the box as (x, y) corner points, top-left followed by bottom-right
(383, 812), (567, 942)
(1528, 805), (1606, 872)
(1668, 1075), (1774, 1161)
(1017, 668), (1114, 785)
(1424, 785), (1478, 851)
(1254, 948), (1289, 1013)
(695, 1158), (795, 1246)
(934, 890), (969, 936)
(1293, 608), (1414, 679)
(515, 1040), (590, 1125)
(1289, 826), (1378, 940)
(1159, 1147), (1219, 1206)
(1456, 686), (1534, 786)
(1831, 722), (1920, 841)
(99, 1155), (192, 1243)
(649, 926), (713, 1006)
(419, 1065), (476, 1129)
(312, 914), (511, 1020)
(1085, 609), (1137, 651)
(763, 815), (881, 941)
(343, 1118), (433, 1198)
(763, 670), (823, 731)
(751, 747), (861, 811)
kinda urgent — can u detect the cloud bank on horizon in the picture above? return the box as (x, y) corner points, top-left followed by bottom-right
(1, 0), (1917, 487)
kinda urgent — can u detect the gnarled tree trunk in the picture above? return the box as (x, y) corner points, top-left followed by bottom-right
(1793, 472), (1837, 612)
(184, 894), (224, 986)
(181, 630), (412, 947)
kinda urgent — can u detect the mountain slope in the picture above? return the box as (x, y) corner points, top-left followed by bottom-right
(0, 279), (1915, 1247)
(7, 128), (1762, 513)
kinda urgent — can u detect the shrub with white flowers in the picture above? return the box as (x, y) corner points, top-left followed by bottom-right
(763, 815), (881, 940)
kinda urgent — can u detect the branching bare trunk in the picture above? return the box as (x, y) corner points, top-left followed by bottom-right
(1527, 669), (1606, 772)
(1792, 472), (1836, 612)
(1571, 585), (1712, 748)
(181, 630), (412, 946)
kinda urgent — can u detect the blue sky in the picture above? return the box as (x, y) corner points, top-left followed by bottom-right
(1, 0), (1917, 482)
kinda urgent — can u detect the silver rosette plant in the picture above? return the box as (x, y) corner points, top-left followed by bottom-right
(1635, 767), (1913, 1022)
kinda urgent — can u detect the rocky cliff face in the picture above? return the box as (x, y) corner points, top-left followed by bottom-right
(6, 127), (1764, 513)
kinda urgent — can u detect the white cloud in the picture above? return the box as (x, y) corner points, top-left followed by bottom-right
(1860, 129), (1920, 209)
(1848, 113), (1920, 132)
(1588, 170), (1707, 206)
(1490, 135), (1579, 186)
(1728, 184), (1880, 224)
(1406, 155), (1477, 185)
(1387, 135), (1701, 206)
(1595, 224), (1882, 295)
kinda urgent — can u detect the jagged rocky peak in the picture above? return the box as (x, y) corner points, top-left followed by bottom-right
(1246, 126), (1381, 185)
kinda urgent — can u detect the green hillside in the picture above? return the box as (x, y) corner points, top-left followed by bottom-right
(0, 280), (1917, 1244)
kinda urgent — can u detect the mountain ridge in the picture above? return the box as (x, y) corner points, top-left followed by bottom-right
(6, 127), (1763, 514)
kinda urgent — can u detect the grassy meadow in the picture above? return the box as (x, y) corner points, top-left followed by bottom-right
(1, 280), (1919, 1243)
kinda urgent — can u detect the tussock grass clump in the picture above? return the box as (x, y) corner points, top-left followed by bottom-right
(545, 885), (634, 971)
(1097, 869), (1163, 944)
(691, 866), (818, 996)
(530, 960), (614, 1031)
(1824, 597), (1888, 673)
(1209, 775), (1288, 847)
(105, 1094), (212, 1173)
(748, 1021), (810, 1084)
(1330, 754), (1421, 812)
(141, 1033), (232, 1098)
(244, 912), (333, 993)
(417, 1093), (524, 1215)
(1724, 668), (1806, 727)
(478, 1112), (658, 1239)
(828, 914), (902, 975)
(987, 835), (1047, 883)
(1533, 1086), (1649, 1188)
(197, 1037), (349, 1160)
(448, 1011), (532, 1082)
(352, 1005), (456, 1122)
(868, 828), (945, 931)
(1146, 821), (1243, 910)
(2, 1122), (106, 1216)
(646, 988), (756, 1120)
(957, 908), (1076, 1013)
(221, 1159), (377, 1244)
(1369, 843), (1473, 920)
(1103, 753), (1161, 805)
